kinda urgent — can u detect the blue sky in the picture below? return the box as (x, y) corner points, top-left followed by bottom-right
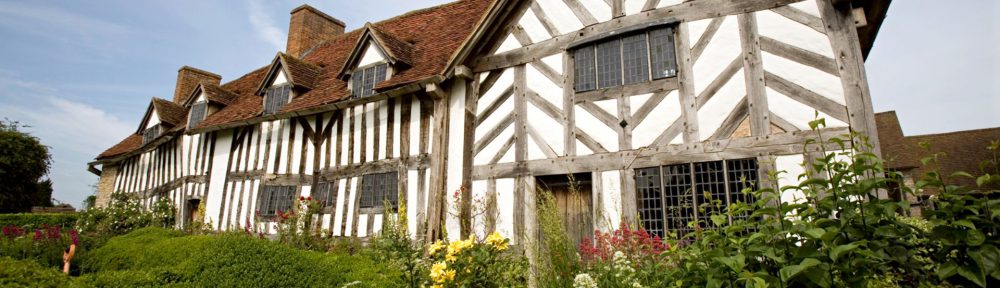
(0, 0), (996, 207)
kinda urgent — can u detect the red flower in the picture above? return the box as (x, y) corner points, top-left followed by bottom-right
(299, 196), (305, 201)
(306, 196), (312, 201)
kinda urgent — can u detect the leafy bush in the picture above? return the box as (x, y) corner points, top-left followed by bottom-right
(577, 223), (670, 287)
(425, 232), (527, 287)
(0, 213), (78, 230)
(0, 257), (77, 288)
(80, 227), (399, 287)
(369, 200), (428, 287)
(1, 224), (81, 270)
(75, 192), (177, 246)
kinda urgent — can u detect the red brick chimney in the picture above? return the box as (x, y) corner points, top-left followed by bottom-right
(287, 5), (345, 57)
(173, 66), (222, 104)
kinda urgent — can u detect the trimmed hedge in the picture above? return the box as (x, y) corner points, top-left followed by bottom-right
(0, 213), (78, 230)
(79, 227), (400, 287)
(0, 257), (78, 288)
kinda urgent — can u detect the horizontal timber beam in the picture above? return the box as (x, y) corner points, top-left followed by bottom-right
(471, 0), (803, 72)
(472, 126), (849, 180)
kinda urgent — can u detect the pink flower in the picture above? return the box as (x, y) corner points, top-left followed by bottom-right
(69, 230), (79, 246)
(33, 230), (42, 241)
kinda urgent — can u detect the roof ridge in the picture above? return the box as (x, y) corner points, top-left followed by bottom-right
(905, 126), (1000, 139)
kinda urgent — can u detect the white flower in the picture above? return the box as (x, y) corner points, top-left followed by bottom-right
(573, 273), (598, 288)
(613, 251), (625, 261)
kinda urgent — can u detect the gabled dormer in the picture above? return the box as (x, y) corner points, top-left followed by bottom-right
(137, 98), (186, 144)
(255, 53), (321, 115)
(337, 23), (414, 98)
(183, 83), (239, 129)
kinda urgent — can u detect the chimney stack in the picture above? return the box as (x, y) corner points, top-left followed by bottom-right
(287, 5), (345, 57)
(173, 66), (222, 104)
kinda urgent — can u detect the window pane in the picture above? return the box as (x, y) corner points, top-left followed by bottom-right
(596, 39), (622, 88)
(663, 163), (694, 238)
(143, 125), (160, 144)
(694, 161), (726, 228)
(374, 64), (387, 87)
(188, 102), (207, 129)
(360, 172), (399, 209)
(635, 167), (664, 238)
(726, 158), (758, 222)
(264, 85), (291, 115)
(622, 34), (650, 85)
(363, 66), (377, 97)
(573, 47), (596, 92)
(352, 69), (364, 98)
(649, 27), (677, 79)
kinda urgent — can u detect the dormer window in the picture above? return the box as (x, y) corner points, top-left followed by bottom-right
(351, 63), (388, 98)
(263, 84), (292, 115)
(188, 101), (208, 129)
(572, 25), (677, 92)
(142, 125), (160, 144)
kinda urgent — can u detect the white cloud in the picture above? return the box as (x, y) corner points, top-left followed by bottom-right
(247, 0), (286, 51)
(0, 2), (131, 53)
(0, 74), (132, 208)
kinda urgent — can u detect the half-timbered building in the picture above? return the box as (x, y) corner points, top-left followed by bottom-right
(89, 0), (890, 243)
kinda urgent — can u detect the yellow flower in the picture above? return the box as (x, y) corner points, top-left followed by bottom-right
(429, 240), (446, 255)
(486, 231), (509, 251)
(430, 262), (455, 283)
(445, 238), (475, 262)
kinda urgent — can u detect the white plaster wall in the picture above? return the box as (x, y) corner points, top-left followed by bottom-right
(408, 99), (421, 156)
(145, 110), (160, 129)
(535, 0), (582, 35)
(599, 170), (622, 231)
(775, 154), (806, 204)
(205, 130), (233, 230)
(445, 79), (468, 241)
(333, 178), (348, 236)
(407, 170), (420, 237)
(344, 176), (359, 236)
(632, 91), (681, 147)
(273, 70), (288, 86)
(358, 43), (386, 67)
(519, 9), (551, 42)
(495, 178), (516, 239)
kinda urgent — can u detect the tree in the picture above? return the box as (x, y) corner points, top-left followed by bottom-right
(0, 119), (53, 213)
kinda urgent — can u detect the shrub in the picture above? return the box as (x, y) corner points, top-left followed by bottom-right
(577, 223), (670, 287)
(369, 200), (428, 287)
(0, 213), (78, 230)
(424, 232), (527, 287)
(1, 224), (81, 270)
(80, 227), (399, 287)
(0, 257), (77, 288)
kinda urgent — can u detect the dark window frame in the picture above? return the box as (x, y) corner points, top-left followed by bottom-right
(188, 101), (208, 129)
(263, 84), (292, 115)
(351, 63), (389, 98)
(635, 158), (759, 238)
(257, 185), (297, 218)
(313, 182), (336, 208)
(142, 125), (160, 144)
(571, 25), (678, 93)
(359, 171), (399, 211)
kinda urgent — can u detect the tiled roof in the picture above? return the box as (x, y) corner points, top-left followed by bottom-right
(96, 134), (142, 159)
(278, 53), (322, 90)
(876, 111), (1000, 191)
(200, 83), (240, 106)
(193, 0), (491, 131)
(368, 23), (416, 66)
(151, 98), (188, 127)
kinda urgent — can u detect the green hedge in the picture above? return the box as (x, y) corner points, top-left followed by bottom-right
(79, 227), (400, 287)
(0, 213), (78, 230)
(0, 257), (78, 288)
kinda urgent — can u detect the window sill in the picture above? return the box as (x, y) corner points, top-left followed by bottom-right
(574, 77), (678, 104)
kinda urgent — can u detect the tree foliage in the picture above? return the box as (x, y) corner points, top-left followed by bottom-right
(0, 119), (53, 213)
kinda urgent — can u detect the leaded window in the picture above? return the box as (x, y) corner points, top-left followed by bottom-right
(352, 63), (389, 98)
(635, 158), (759, 238)
(359, 171), (398, 210)
(142, 125), (160, 144)
(188, 102), (208, 129)
(313, 182), (335, 208)
(257, 185), (296, 217)
(572, 26), (677, 92)
(263, 84), (292, 115)
(573, 47), (596, 92)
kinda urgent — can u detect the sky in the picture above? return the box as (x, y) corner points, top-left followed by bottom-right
(0, 0), (996, 207)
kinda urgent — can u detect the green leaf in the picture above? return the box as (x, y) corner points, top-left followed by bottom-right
(780, 258), (821, 282)
(830, 243), (861, 262)
(804, 228), (825, 239)
(716, 255), (745, 273)
(957, 264), (986, 287)
(968, 229), (986, 246)
(977, 175), (992, 187)
(954, 220), (977, 230)
(938, 261), (958, 280)
(711, 214), (727, 227)
(951, 171), (975, 179)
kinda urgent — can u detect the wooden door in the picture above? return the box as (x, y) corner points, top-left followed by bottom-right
(536, 174), (593, 248)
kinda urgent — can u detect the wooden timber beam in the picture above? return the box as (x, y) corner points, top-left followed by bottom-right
(471, 0), (803, 72)
(472, 127), (851, 180)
